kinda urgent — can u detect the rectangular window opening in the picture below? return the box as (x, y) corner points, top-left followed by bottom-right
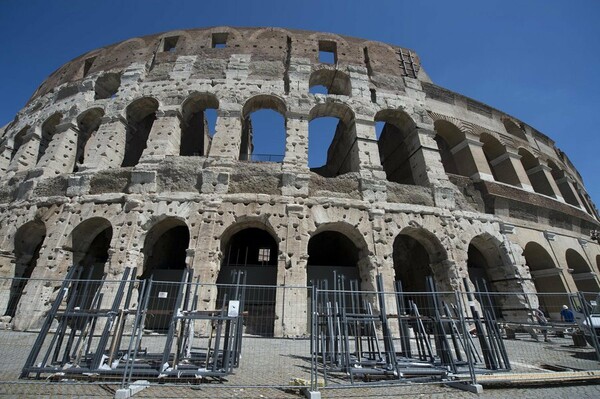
(83, 56), (96, 77)
(212, 32), (228, 48)
(258, 248), (271, 262)
(370, 89), (377, 103)
(318, 40), (337, 64)
(163, 36), (179, 52)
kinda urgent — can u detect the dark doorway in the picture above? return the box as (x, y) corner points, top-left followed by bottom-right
(5, 221), (46, 317)
(218, 227), (278, 336)
(141, 222), (190, 332)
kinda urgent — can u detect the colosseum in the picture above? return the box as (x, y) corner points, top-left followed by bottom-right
(0, 26), (598, 336)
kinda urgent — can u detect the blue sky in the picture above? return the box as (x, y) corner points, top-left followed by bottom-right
(1, 0), (599, 204)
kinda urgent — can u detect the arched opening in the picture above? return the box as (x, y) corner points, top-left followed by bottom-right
(523, 242), (568, 316)
(4, 221), (46, 317)
(467, 235), (514, 318)
(180, 93), (218, 156)
(140, 219), (190, 331)
(518, 148), (555, 196)
(393, 234), (432, 293)
(10, 126), (29, 162)
(307, 230), (360, 288)
(308, 103), (357, 177)
(375, 109), (417, 184)
(94, 72), (121, 100)
(69, 218), (112, 317)
(309, 69), (351, 96)
(75, 108), (104, 172)
(122, 97), (158, 167)
(575, 189), (594, 215)
(393, 229), (448, 314)
(566, 249), (600, 292)
(38, 113), (62, 164)
(502, 119), (527, 141)
(433, 120), (465, 176)
(218, 227), (278, 336)
(480, 133), (519, 186)
(239, 95), (286, 163)
(548, 161), (579, 206)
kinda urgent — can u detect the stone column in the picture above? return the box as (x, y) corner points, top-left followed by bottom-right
(489, 150), (534, 191)
(139, 110), (183, 163)
(37, 121), (80, 176)
(207, 109), (243, 161)
(404, 127), (448, 186)
(79, 115), (128, 171)
(8, 128), (39, 173)
(0, 251), (15, 316)
(451, 137), (494, 181)
(0, 141), (13, 172)
(554, 173), (585, 208)
(533, 162), (565, 200)
(353, 119), (388, 202)
(281, 114), (310, 197)
(275, 204), (309, 337)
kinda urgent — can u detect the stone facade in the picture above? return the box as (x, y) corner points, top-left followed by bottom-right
(0, 27), (598, 336)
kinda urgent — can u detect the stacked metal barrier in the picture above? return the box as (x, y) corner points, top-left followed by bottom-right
(311, 273), (514, 385)
(20, 267), (246, 382)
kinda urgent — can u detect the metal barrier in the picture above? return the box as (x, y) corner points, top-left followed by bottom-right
(0, 272), (599, 397)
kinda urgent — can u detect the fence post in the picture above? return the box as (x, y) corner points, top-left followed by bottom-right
(455, 290), (477, 386)
(578, 291), (600, 361)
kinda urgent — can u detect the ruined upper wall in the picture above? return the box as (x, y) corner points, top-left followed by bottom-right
(30, 27), (422, 102)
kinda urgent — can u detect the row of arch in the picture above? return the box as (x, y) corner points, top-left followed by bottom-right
(5, 216), (599, 333)
(3, 91), (596, 217)
(434, 117), (597, 215)
(37, 26), (412, 99)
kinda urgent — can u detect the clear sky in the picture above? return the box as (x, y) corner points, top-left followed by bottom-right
(1, 0), (599, 204)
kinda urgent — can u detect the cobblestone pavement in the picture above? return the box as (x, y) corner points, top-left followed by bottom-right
(2, 330), (600, 398)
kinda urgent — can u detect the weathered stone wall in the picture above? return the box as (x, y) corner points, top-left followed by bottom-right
(0, 27), (598, 334)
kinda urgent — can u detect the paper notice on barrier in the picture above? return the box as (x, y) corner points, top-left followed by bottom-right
(228, 300), (240, 317)
(158, 291), (168, 298)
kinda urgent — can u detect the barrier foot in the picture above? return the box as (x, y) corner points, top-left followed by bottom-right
(447, 381), (483, 393)
(302, 388), (322, 399)
(114, 380), (150, 399)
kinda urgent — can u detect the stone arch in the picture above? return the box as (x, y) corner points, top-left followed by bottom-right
(239, 94), (287, 162)
(309, 69), (352, 96)
(205, 26), (242, 45)
(94, 72), (121, 100)
(523, 241), (568, 315)
(38, 112), (62, 164)
(518, 148), (555, 196)
(156, 30), (192, 52)
(218, 220), (279, 336)
(566, 248), (600, 292)
(480, 133), (520, 185)
(467, 233), (523, 317)
(180, 92), (219, 156)
(502, 118), (527, 140)
(547, 160), (579, 206)
(249, 27), (296, 42)
(308, 32), (350, 49)
(110, 37), (147, 56)
(433, 120), (466, 176)
(122, 97), (159, 167)
(140, 217), (190, 331)
(75, 108), (104, 171)
(393, 227), (448, 294)
(307, 221), (371, 293)
(10, 126), (29, 162)
(4, 220), (46, 318)
(67, 217), (112, 312)
(308, 102), (358, 177)
(375, 109), (417, 184)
